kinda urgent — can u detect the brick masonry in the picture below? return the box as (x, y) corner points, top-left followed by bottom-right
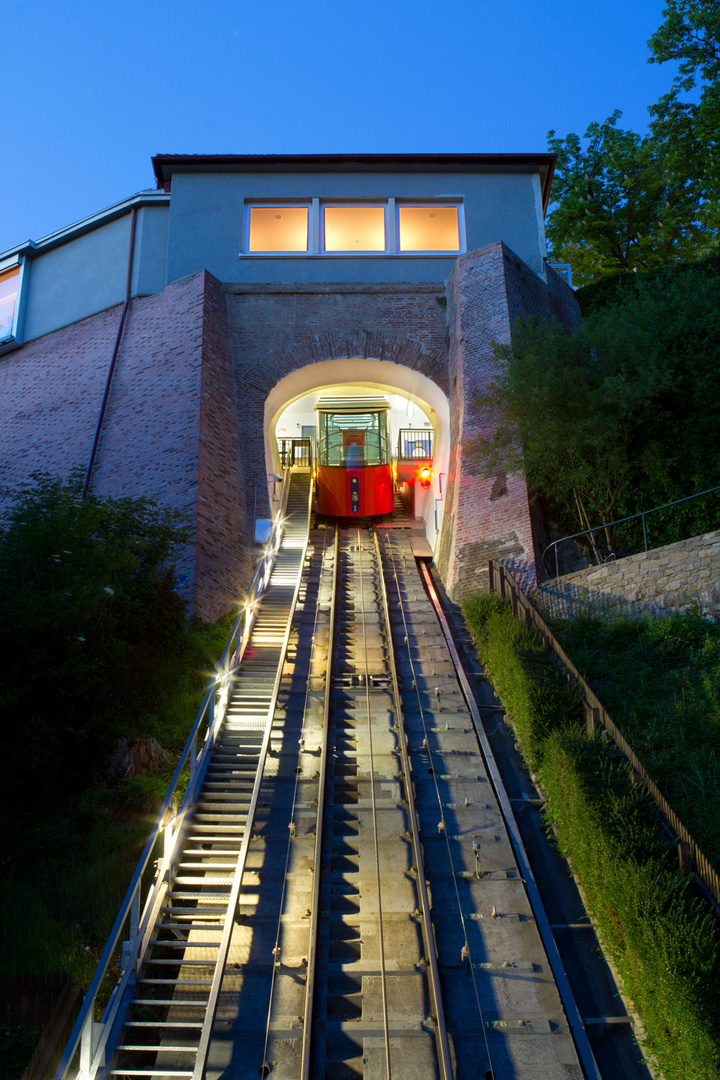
(536, 530), (720, 619)
(0, 244), (579, 614)
(0, 270), (249, 621)
(436, 243), (579, 597)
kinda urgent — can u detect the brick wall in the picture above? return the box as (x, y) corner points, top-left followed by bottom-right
(536, 531), (720, 619)
(439, 243), (539, 596)
(0, 247), (580, 617)
(0, 270), (248, 621)
(223, 282), (449, 518)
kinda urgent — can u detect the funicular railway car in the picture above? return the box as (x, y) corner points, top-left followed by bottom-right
(315, 397), (394, 516)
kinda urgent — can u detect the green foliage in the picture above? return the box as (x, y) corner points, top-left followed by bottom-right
(551, 611), (720, 868)
(546, 112), (708, 287)
(0, 1023), (42, 1080)
(461, 594), (582, 771)
(475, 260), (720, 552)
(463, 593), (720, 1076)
(543, 733), (720, 1079)
(0, 470), (189, 818)
(547, 1), (720, 286)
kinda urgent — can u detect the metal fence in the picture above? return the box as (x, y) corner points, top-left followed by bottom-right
(396, 428), (433, 459)
(278, 437), (312, 468)
(488, 559), (720, 915)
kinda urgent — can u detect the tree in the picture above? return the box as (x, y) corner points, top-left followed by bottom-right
(473, 261), (720, 561)
(546, 112), (706, 287)
(0, 470), (189, 815)
(546, 0), (720, 286)
(648, 0), (720, 240)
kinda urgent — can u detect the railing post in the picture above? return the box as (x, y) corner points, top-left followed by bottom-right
(130, 887), (139, 948)
(678, 841), (692, 875)
(585, 704), (600, 737)
(80, 1011), (94, 1077)
(642, 512), (649, 552)
(555, 543), (559, 581)
(189, 733), (197, 802)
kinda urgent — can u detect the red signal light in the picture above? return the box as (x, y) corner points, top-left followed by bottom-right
(419, 466), (431, 488)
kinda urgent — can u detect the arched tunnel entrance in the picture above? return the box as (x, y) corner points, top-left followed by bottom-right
(263, 358), (451, 550)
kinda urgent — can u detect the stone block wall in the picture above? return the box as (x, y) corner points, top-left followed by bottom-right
(536, 531), (720, 619)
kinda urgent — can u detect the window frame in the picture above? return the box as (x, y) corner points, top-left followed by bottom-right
(0, 255), (29, 355)
(241, 198), (465, 257)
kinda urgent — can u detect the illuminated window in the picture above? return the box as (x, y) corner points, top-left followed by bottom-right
(323, 206), (385, 252)
(0, 266), (20, 341)
(248, 206), (308, 251)
(242, 200), (463, 255)
(398, 206), (460, 251)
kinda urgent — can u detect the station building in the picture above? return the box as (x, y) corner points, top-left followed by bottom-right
(0, 153), (578, 620)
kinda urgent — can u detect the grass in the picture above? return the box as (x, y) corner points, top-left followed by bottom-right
(462, 592), (720, 1080)
(548, 611), (720, 868)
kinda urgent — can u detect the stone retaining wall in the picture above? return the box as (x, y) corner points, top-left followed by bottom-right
(534, 530), (720, 620)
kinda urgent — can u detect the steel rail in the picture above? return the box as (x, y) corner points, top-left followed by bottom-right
(379, 532), (494, 1076)
(418, 562), (602, 1080)
(373, 530), (454, 1080)
(299, 524), (339, 1079)
(191, 474), (315, 1080)
(359, 530), (393, 1079)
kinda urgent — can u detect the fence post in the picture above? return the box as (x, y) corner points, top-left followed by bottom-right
(678, 841), (693, 875)
(642, 513), (649, 552)
(585, 704), (600, 737)
(499, 568), (506, 598)
(488, 561), (495, 593)
(511, 586), (518, 618)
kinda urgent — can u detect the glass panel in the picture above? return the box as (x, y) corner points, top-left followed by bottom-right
(323, 206), (385, 251)
(248, 207), (308, 251)
(317, 410), (389, 466)
(398, 206), (459, 251)
(0, 267), (19, 340)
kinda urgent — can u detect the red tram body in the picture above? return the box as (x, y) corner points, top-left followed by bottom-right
(315, 398), (395, 517)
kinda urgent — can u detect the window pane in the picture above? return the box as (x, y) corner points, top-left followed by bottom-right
(398, 206), (459, 251)
(324, 206), (385, 251)
(0, 267), (19, 339)
(249, 207), (308, 251)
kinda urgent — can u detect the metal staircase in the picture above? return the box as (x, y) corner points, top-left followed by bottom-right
(55, 469), (312, 1080)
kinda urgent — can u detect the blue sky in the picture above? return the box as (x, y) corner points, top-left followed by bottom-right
(1, 0), (678, 253)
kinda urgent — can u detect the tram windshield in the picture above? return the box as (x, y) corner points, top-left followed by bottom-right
(317, 403), (390, 467)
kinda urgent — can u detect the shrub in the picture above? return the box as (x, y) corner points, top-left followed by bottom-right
(0, 470), (189, 822)
(461, 593), (582, 770)
(463, 593), (720, 1078)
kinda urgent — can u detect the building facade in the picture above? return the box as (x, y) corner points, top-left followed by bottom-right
(0, 154), (579, 619)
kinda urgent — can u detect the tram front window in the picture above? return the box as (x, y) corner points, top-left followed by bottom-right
(318, 410), (389, 467)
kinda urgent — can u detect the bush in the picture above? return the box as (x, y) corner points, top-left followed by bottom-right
(461, 593), (583, 770)
(543, 733), (720, 1079)
(463, 593), (720, 1078)
(0, 471), (189, 822)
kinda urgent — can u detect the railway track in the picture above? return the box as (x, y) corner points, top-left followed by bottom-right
(204, 521), (595, 1080)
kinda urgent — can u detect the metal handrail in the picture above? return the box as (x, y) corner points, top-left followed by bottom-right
(54, 469), (294, 1080)
(543, 483), (720, 580)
